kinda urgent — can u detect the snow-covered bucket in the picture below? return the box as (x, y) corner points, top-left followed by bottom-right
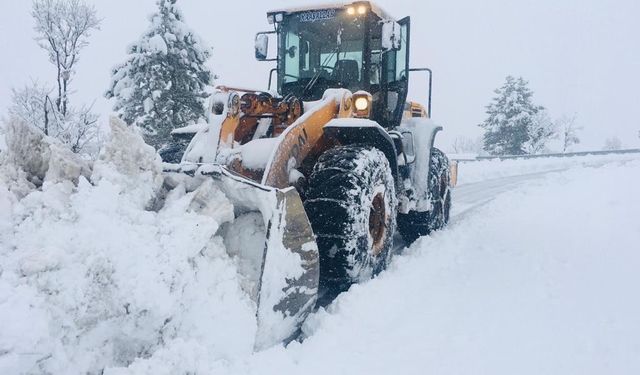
(164, 163), (320, 350)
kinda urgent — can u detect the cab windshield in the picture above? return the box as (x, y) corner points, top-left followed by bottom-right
(279, 9), (367, 100)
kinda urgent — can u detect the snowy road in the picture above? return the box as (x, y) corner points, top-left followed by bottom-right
(2, 145), (640, 374)
(452, 153), (640, 218)
(452, 169), (564, 218)
(219, 156), (640, 375)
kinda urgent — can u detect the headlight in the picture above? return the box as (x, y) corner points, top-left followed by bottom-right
(352, 92), (372, 118)
(354, 97), (369, 111)
(346, 7), (355, 15)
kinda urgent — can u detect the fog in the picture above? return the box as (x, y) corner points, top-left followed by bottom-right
(1, 0), (639, 150)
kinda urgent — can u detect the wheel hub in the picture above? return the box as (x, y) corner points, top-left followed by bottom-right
(369, 192), (386, 256)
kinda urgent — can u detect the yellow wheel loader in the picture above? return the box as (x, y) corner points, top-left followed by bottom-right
(167, 1), (455, 349)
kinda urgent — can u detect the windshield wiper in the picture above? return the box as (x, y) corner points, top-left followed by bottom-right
(302, 47), (339, 97)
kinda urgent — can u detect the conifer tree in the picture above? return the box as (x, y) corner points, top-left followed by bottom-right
(480, 76), (544, 155)
(106, 0), (212, 157)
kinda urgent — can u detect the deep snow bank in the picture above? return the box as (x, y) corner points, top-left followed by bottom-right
(0, 118), (257, 374)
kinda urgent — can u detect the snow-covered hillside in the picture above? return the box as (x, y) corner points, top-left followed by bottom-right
(1, 122), (639, 374)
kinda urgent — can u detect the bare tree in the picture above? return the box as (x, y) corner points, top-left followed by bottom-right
(32, 0), (100, 116)
(24, 0), (101, 154)
(8, 80), (52, 135)
(524, 110), (557, 154)
(451, 136), (482, 154)
(603, 136), (623, 151)
(557, 114), (581, 153)
(9, 81), (99, 153)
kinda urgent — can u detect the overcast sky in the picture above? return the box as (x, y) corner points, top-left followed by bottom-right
(1, 0), (639, 150)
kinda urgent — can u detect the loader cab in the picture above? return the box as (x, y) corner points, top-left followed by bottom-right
(261, 2), (410, 128)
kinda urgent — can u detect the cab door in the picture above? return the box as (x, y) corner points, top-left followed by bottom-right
(381, 16), (410, 129)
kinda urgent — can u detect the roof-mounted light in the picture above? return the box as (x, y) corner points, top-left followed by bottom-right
(346, 3), (368, 16)
(267, 12), (284, 24)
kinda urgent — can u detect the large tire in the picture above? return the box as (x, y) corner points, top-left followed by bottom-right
(397, 147), (451, 245)
(304, 145), (397, 306)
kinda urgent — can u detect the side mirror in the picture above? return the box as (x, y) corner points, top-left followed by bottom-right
(255, 33), (269, 61)
(382, 20), (401, 51)
(401, 131), (416, 164)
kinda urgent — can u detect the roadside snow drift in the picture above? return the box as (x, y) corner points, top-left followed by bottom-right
(0, 118), (256, 374)
(1, 117), (639, 374)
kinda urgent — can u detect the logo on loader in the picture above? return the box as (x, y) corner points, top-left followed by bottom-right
(290, 128), (309, 161)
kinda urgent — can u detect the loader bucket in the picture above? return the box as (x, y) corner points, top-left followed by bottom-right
(194, 165), (320, 350)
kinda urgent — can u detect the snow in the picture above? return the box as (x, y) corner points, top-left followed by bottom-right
(2, 118), (91, 188)
(181, 114), (224, 164)
(0, 131), (6, 153)
(448, 152), (479, 162)
(239, 138), (279, 170)
(324, 117), (380, 128)
(254, 34), (268, 59)
(189, 165), (318, 351)
(170, 122), (208, 135)
(398, 117), (442, 212)
(227, 156), (639, 374)
(1, 118), (639, 374)
(302, 99), (323, 112)
(456, 153), (639, 185)
(147, 34), (168, 54)
(0, 118), (255, 373)
(322, 88), (351, 102)
(142, 97), (154, 114)
(381, 20), (401, 50)
(221, 213), (266, 299)
(92, 117), (164, 206)
(0, 178), (13, 245)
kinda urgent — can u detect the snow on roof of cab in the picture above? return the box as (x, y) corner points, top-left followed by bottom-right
(267, 1), (394, 21)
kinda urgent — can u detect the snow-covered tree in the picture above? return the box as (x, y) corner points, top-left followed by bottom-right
(29, 0), (101, 154)
(603, 136), (622, 151)
(9, 82), (100, 154)
(523, 110), (557, 154)
(480, 76), (544, 155)
(557, 114), (581, 153)
(32, 0), (101, 117)
(8, 81), (51, 135)
(105, 0), (213, 155)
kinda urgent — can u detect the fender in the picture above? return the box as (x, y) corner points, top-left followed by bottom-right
(396, 117), (443, 213)
(261, 89), (353, 188)
(322, 118), (400, 186)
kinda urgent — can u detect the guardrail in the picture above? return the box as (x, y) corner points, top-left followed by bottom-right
(451, 149), (640, 162)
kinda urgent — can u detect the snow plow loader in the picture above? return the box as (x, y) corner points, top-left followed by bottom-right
(167, 2), (455, 349)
